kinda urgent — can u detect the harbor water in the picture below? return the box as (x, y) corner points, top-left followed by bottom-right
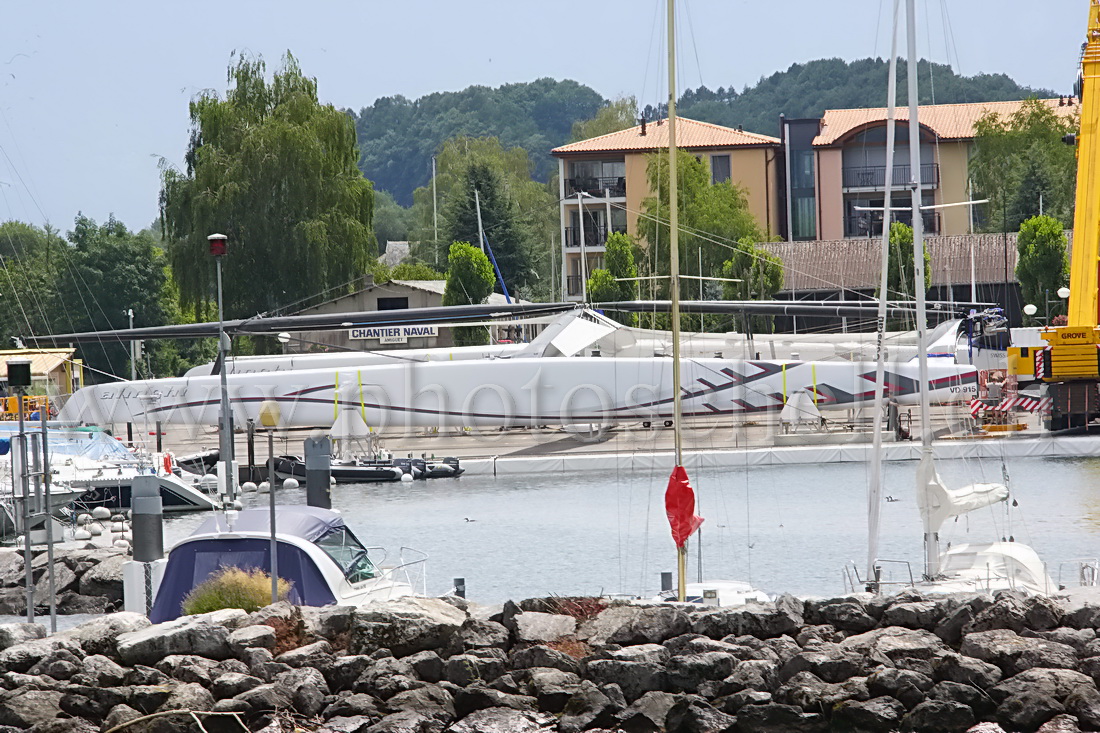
(156, 454), (1100, 604)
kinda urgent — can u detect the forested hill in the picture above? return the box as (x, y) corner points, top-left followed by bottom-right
(353, 59), (1056, 205)
(672, 58), (1059, 137)
(351, 78), (603, 205)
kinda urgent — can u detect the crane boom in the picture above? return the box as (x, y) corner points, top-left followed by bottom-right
(1067, 0), (1100, 327)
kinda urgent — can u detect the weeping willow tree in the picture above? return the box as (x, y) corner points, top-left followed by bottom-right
(160, 53), (374, 319)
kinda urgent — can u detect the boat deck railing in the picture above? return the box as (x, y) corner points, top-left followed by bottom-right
(369, 545), (429, 596)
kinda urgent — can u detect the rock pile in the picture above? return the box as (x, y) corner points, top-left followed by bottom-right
(1, 590), (1100, 731)
(0, 548), (125, 616)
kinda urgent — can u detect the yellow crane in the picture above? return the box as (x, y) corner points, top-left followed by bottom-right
(1012, 1), (1100, 429)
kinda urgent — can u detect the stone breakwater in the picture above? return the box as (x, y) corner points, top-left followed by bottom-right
(0, 548), (126, 616)
(1, 592), (1100, 732)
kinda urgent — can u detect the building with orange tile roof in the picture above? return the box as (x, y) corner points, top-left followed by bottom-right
(800, 98), (1077, 241)
(550, 117), (781, 301)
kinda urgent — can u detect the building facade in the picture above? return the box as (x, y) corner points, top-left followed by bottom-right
(791, 98), (1077, 241)
(550, 117), (781, 301)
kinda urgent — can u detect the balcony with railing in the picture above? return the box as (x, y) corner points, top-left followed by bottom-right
(844, 210), (941, 238)
(565, 176), (627, 198)
(564, 224), (627, 249)
(841, 163), (940, 190)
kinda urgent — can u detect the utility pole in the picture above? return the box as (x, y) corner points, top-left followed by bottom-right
(126, 309), (136, 381)
(474, 189), (486, 254)
(432, 156), (439, 267)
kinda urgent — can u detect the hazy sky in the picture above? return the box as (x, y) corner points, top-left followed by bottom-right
(0, 1), (1086, 232)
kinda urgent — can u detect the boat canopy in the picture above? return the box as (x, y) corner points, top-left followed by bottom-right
(192, 506), (347, 543)
(149, 536), (337, 622)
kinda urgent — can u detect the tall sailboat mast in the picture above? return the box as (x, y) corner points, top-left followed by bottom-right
(667, 0), (687, 603)
(900, 0), (939, 578)
(866, 0), (902, 591)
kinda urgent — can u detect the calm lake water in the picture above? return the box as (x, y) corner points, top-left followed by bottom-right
(154, 455), (1100, 605)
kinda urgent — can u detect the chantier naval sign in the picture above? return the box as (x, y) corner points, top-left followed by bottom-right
(348, 325), (439, 344)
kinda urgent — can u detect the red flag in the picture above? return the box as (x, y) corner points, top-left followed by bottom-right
(665, 465), (704, 548)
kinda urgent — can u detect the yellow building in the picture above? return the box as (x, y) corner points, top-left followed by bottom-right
(802, 98), (1078, 241)
(551, 117), (781, 301)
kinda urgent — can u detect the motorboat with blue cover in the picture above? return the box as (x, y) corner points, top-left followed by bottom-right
(150, 506), (425, 622)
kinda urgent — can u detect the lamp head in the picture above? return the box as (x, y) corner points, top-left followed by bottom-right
(1057, 287), (1071, 299)
(1022, 304), (1038, 316)
(207, 233), (228, 257)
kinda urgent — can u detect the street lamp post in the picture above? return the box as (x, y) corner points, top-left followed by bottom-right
(259, 399), (281, 604)
(125, 308), (136, 381)
(208, 233), (234, 503)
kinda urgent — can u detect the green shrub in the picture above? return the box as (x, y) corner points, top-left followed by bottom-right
(182, 566), (291, 615)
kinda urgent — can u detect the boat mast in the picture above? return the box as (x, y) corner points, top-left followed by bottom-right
(667, 0), (687, 602)
(903, 0), (938, 578)
(867, 0), (902, 591)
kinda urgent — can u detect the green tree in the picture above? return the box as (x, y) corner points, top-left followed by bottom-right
(440, 162), (529, 293)
(409, 136), (556, 299)
(885, 222), (931, 297)
(390, 262), (444, 280)
(1016, 215), (1069, 320)
(570, 97), (638, 142)
(970, 98), (1077, 232)
(160, 53), (374, 320)
(586, 232), (638, 325)
(372, 190), (413, 252)
(54, 215), (177, 379)
(637, 149), (766, 299)
(442, 242), (495, 346)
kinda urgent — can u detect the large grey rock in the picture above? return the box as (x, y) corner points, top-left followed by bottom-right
(0, 550), (23, 587)
(32, 564), (77, 606)
(961, 629), (1078, 676)
(777, 671), (870, 712)
(779, 645), (871, 683)
(448, 708), (551, 733)
(446, 618), (509, 654)
(997, 691), (1066, 733)
(819, 601), (878, 633)
(584, 659), (666, 703)
(326, 655), (374, 692)
(927, 681), (996, 719)
(1066, 687), (1100, 730)
(832, 696), (907, 733)
(302, 604), (356, 642)
(691, 594), (804, 640)
(509, 611), (575, 643)
(719, 658), (779, 694)
(385, 684), (453, 723)
(116, 616), (231, 666)
(78, 654), (126, 687)
(58, 612), (151, 658)
(525, 668), (580, 713)
(101, 704), (142, 733)
(664, 697), (738, 733)
(276, 639), (333, 668)
(0, 623), (45, 651)
(736, 702), (828, 733)
(932, 652), (1003, 688)
(275, 667), (329, 717)
(609, 643), (669, 666)
(0, 637), (83, 674)
(989, 668), (1096, 705)
(840, 626), (948, 674)
(443, 653), (505, 687)
(664, 651), (739, 693)
(451, 685), (537, 719)
(349, 597), (466, 657)
(212, 671), (264, 699)
(317, 717), (373, 733)
(75, 554), (126, 602)
(901, 699), (975, 732)
(158, 682), (215, 713)
(883, 601), (943, 630)
(0, 689), (64, 728)
(509, 644), (580, 674)
(581, 605), (690, 646)
(233, 683), (292, 715)
(557, 680), (622, 733)
(227, 624), (276, 657)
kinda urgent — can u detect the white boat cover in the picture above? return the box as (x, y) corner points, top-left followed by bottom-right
(548, 315), (618, 357)
(933, 541), (1054, 595)
(780, 391), (823, 431)
(915, 454), (1008, 535)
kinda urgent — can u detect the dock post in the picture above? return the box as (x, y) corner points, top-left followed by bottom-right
(661, 571), (673, 593)
(246, 419), (256, 482)
(304, 433), (332, 509)
(155, 421), (163, 453)
(454, 577), (466, 598)
(126, 476), (166, 616)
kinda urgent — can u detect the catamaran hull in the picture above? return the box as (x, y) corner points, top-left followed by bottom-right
(58, 357), (977, 430)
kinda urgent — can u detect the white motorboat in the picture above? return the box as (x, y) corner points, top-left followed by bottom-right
(149, 506), (426, 622)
